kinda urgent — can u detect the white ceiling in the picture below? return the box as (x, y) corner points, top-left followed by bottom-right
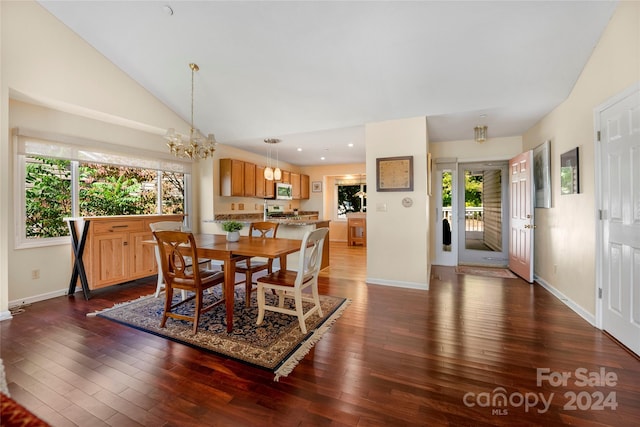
(37, 0), (617, 166)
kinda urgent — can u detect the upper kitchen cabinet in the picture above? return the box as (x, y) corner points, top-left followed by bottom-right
(291, 172), (301, 199)
(220, 158), (308, 199)
(255, 165), (265, 198)
(301, 174), (310, 199)
(220, 158), (245, 197)
(244, 162), (256, 197)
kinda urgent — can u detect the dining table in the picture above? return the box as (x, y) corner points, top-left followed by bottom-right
(168, 233), (302, 333)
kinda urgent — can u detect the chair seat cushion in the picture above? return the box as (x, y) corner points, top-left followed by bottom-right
(235, 259), (269, 272)
(173, 269), (224, 288)
(257, 270), (305, 287)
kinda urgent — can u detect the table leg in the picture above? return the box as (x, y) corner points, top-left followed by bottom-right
(279, 254), (288, 271)
(67, 220), (91, 300)
(223, 255), (235, 333)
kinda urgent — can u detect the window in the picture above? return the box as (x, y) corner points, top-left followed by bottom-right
(24, 156), (72, 239)
(336, 183), (367, 219)
(16, 130), (191, 248)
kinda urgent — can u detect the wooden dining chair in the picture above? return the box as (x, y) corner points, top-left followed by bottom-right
(153, 230), (225, 335)
(233, 221), (280, 306)
(256, 227), (329, 334)
(150, 221), (211, 299)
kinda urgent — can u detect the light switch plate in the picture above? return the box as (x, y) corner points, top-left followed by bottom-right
(376, 203), (387, 212)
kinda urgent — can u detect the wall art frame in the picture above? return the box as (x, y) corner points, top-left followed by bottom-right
(376, 156), (414, 192)
(533, 140), (551, 208)
(560, 147), (580, 195)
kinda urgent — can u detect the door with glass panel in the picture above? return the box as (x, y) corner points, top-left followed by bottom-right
(457, 161), (509, 266)
(434, 162), (456, 266)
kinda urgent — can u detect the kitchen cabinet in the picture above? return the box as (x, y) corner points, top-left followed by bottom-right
(265, 178), (275, 198)
(301, 174), (310, 199)
(291, 172), (301, 199)
(220, 158), (245, 197)
(70, 214), (183, 290)
(220, 158), (307, 199)
(244, 162), (256, 197)
(255, 165), (266, 198)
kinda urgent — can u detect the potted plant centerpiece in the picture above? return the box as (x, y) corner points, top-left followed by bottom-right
(222, 220), (244, 242)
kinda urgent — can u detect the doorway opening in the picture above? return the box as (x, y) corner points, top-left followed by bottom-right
(458, 161), (509, 267)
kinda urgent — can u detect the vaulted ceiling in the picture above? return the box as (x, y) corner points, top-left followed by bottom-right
(38, 1), (617, 165)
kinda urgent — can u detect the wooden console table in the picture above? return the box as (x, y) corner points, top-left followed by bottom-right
(65, 214), (183, 299)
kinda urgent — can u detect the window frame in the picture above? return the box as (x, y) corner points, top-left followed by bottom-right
(334, 182), (367, 221)
(14, 129), (192, 249)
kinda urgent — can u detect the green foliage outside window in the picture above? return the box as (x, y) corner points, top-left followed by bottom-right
(25, 156), (186, 239)
(25, 157), (72, 238)
(465, 172), (483, 207)
(78, 163), (157, 216)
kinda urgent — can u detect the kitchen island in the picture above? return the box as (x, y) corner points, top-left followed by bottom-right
(204, 217), (330, 269)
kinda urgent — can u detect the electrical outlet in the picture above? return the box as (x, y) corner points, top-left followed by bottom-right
(238, 203), (244, 210)
(32, 269), (40, 280)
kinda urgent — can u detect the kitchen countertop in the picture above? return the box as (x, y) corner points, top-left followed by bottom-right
(205, 212), (327, 227)
(205, 218), (329, 227)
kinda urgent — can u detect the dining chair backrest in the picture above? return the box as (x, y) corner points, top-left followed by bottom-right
(249, 221), (279, 238)
(153, 230), (202, 286)
(295, 227), (329, 285)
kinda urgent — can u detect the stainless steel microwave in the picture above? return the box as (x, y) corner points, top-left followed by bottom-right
(275, 182), (293, 200)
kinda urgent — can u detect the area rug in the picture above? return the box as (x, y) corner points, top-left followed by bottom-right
(455, 265), (518, 279)
(89, 289), (349, 381)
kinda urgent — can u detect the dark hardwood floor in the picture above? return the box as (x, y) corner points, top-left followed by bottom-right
(2, 242), (639, 426)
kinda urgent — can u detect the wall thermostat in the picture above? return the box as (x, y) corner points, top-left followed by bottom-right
(402, 197), (413, 207)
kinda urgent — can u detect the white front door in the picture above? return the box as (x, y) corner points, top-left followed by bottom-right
(509, 151), (534, 282)
(598, 87), (640, 356)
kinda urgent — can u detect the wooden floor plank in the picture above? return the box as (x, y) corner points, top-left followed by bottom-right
(2, 242), (639, 426)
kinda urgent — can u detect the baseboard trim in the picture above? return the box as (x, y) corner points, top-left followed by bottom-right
(9, 288), (70, 309)
(534, 275), (596, 326)
(366, 277), (429, 291)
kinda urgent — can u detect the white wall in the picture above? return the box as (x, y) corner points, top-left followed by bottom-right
(1, 1), (191, 306)
(365, 117), (430, 290)
(522, 1), (640, 316)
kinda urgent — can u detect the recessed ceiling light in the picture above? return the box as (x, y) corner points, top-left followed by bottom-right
(348, 143), (354, 147)
(320, 157), (325, 161)
(297, 148), (302, 152)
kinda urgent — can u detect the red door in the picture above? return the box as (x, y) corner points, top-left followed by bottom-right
(509, 151), (534, 282)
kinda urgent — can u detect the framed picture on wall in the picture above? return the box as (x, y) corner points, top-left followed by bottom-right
(533, 140), (551, 208)
(376, 156), (414, 192)
(560, 147), (580, 195)
(312, 181), (322, 193)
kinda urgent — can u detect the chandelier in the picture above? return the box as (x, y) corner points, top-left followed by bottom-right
(263, 138), (282, 181)
(165, 63), (217, 159)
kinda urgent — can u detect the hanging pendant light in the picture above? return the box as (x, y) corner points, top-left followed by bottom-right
(474, 125), (488, 144)
(263, 138), (281, 180)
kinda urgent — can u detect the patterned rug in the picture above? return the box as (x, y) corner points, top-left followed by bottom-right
(455, 265), (518, 279)
(89, 288), (349, 381)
